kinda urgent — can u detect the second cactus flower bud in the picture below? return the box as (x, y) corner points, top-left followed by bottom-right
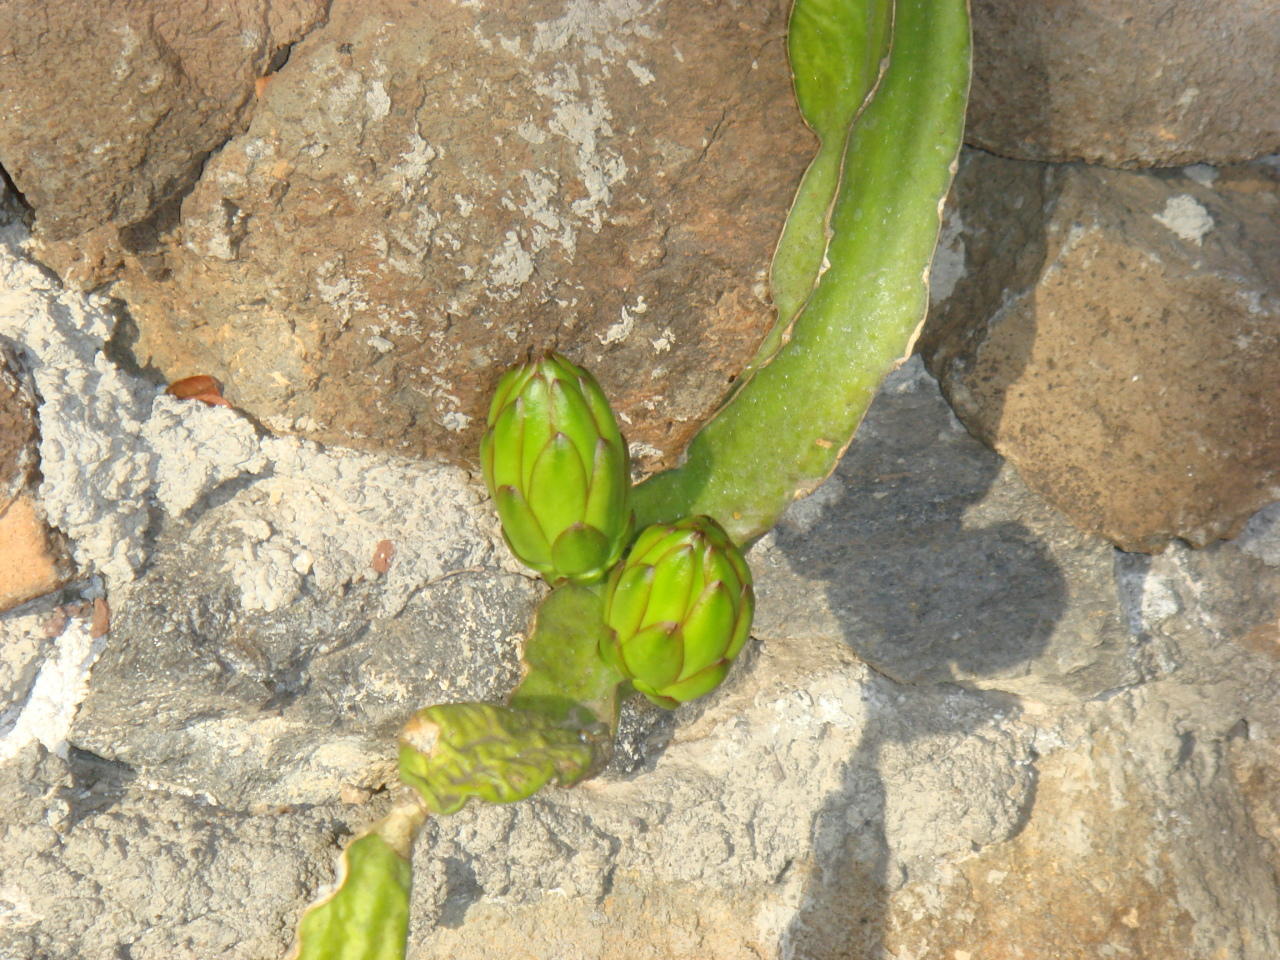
(481, 352), (632, 584)
(601, 515), (754, 708)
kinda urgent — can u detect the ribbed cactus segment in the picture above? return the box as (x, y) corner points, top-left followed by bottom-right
(288, 800), (426, 960)
(601, 515), (754, 708)
(481, 353), (633, 583)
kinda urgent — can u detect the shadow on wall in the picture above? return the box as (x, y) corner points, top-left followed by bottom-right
(773, 357), (1066, 958)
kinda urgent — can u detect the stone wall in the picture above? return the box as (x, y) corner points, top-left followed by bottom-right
(0, 2), (1277, 958)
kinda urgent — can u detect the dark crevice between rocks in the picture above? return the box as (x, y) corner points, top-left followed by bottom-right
(1001, 744), (1040, 845)
(106, 23), (322, 289)
(438, 856), (483, 928)
(115, 154), (207, 281)
(101, 298), (168, 389)
(0, 160), (34, 230)
(602, 693), (677, 779)
(61, 746), (138, 830)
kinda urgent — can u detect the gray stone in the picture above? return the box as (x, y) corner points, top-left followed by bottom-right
(4, 156), (1280, 957)
(0, 742), (359, 960)
(751, 358), (1141, 703)
(71, 503), (539, 806)
(967, 0), (1280, 167)
(2, 355), (1279, 958)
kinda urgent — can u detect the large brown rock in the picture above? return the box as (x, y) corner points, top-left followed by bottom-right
(920, 150), (1280, 552)
(968, 0), (1280, 168)
(109, 0), (809, 471)
(0, 0), (330, 287)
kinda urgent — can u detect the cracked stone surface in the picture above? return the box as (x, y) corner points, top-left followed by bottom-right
(0, 0), (331, 285)
(0, 3), (1277, 956)
(2, 354), (1275, 959)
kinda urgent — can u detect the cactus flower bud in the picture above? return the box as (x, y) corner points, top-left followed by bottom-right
(600, 515), (754, 708)
(481, 352), (632, 583)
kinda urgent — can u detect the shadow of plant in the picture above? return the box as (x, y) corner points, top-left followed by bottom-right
(769, 360), (1066, 958)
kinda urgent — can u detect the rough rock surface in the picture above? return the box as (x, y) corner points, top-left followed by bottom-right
(0, 0), (330, 286)
(71, 488), (536, 806)
(0, 344), (36, 503)
(110, 0), (810, 473)
(0, 743), (359, 960)
(0, 353), (1272, 959)
(967, 0), (1280, 167)
(0, 497), (75, 614)
(920, 150), (1280, 553)
(0, 186), (168, 583)
(404, 365), (1280, 960)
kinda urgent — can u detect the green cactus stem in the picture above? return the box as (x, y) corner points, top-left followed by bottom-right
(398, 702), (596, 815)
(508, 581), (625, 734)
(744, 0), (893, 374)
(288, 799), (426, 960)
(287, 3), (972, 955)
(632, 0), (971, 545)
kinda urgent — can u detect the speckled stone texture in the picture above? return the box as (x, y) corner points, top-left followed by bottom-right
(0, 0), (330, 286)
(967, 0), (1280, 167)
(105, 0), (811, 474)
(920, 150), (1280, 552)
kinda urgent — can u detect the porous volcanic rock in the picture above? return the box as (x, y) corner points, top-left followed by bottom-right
(920, 150), (1280, 552)
(968, 0), (1280, 167)
(0, 0), (330, 287)
(111, 0), (811, 472)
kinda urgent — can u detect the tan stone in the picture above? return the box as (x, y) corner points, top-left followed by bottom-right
(0, 0), (330, 287)
(880, 728), (1279, 960)
(921, 152), (1280, 552)
(967, 0), (1280, 167)
(1228, 735), (1280, 873)
(0, 495), (73, 612)
(417, 883), (770, 960)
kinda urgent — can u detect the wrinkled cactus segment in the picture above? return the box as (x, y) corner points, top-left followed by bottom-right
(631, 0), (971, 545)
(481, 352), (633, 584)
(288, 801), (425, 960)
(509, 582), (625, 736)
(398, 703), (596, 815)
(601, 515), (754, 708)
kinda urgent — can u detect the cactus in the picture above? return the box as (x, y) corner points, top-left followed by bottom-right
(289, 2), (971, 955)
(288, 800), (425, 960)
(632, 0), (972, 545)
(481, 352), (633, 583)
(398, 703), (596, 815)
(600, 516), (754, 708)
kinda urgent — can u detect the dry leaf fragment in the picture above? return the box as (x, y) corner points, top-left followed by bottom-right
(371, 539), (396, 574)
(166, 375), (232, 407)
(90, 597), (111, 638)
